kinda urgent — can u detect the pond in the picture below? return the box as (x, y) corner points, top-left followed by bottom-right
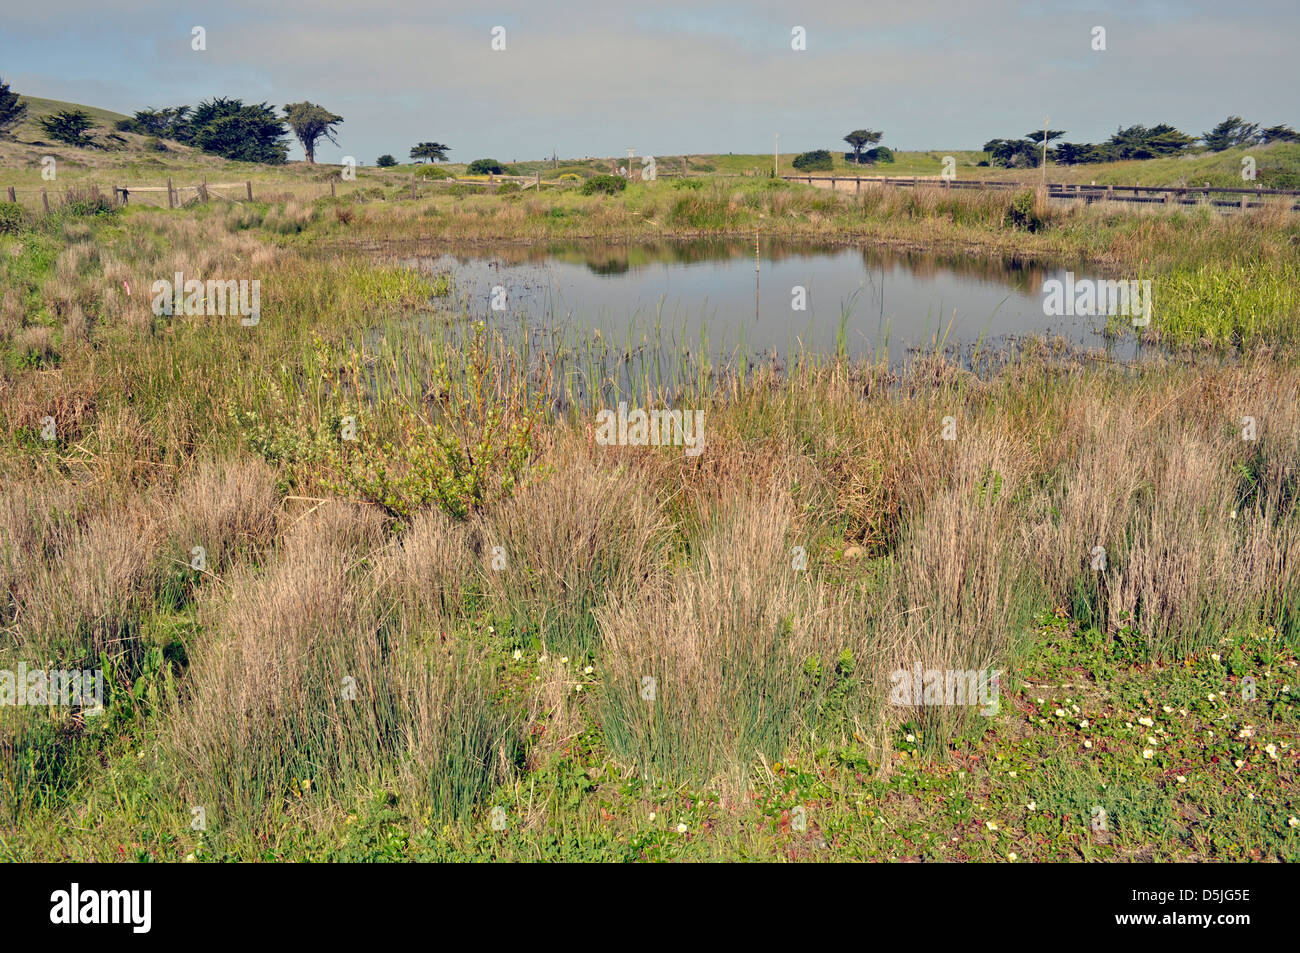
(395, 239), (1144, 369)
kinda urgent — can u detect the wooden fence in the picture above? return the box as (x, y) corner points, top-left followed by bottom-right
(1, 171), (574, 212)
(780, 174), (1300, 211)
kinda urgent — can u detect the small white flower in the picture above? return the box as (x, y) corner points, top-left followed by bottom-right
(1138, 717), (1153, 727)
(1007, 852), (1018, 861)
(649, 812), (656, 821)
(1084, 740), (1093, 749)
(1026, 801), (1037, 811)
(512, 649), (522, 660)
(1288, 817), (1299, 829)
(905, 733), (915, 743)
(1142, 749), (1154, 759)
(1265, 744), (1278, 760)
(583, 665), (593, 675)
(676, 823), (688, 833)
(1234, 759), (1245, 768)
(1162, 706), (1173, 713)
(560, 656), (569, 665)
(1176, 776), (1187, 784)
(1008, 771), (1017, 778)
(1036, 698), (1045, 705)
(986, 821), (998, 830)
(1211, 654), (1221, 662)
(1148, 736), (1159, 746)
(1079, 719), (1089, 728)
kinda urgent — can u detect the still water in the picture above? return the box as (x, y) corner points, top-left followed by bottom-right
(397, 239), (1142, 368)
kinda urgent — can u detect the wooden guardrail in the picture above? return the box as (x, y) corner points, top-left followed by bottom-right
(780, 174), (1300, 211)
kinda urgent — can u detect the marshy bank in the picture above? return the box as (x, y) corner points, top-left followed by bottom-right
(1, 192), (1297, 861)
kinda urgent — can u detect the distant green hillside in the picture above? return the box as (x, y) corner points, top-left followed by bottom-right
(11, 95), (129, 141)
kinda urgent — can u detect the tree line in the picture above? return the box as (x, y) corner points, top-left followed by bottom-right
(984, 116), (1298, 168)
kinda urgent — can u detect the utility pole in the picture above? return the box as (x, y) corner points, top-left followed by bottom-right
(627, 147), (635, 179)
(1042, 116), (1049, 188)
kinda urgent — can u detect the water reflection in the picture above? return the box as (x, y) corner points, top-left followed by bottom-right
(386, 239), (1141, 367)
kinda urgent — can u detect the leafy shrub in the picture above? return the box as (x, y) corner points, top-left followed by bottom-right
(414, 165), (451, 180)
(867, 145), (894, 163)
(326, 324), (545, 521)
(0, 201), (25, 234)
(143, 136), (167, 152)
(792, 149), (833, 171)
(674, 178), (703, 190)
(467, 158), (504, 175)
(1004, 189), (1046, 232)
(581, 174), (627, 196)
(63, 192), (115, 217)
(496, 181), (521, 194)
(376, 154), (397, 167)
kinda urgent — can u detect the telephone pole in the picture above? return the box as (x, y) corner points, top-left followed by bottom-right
(1042, 116), (1049, 188)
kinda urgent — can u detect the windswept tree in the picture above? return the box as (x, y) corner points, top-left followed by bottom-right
(283, 101), (343, 164)
(843, 128), (883, 165)
(116, 106), (191, 140)
(983, 137), (1041, 168)
(410, 141), (450, 163)
(39, 109), (96, 147)
(186, 98), (288, 163)
(1259, 124), (1300, 144)
(1024, 129), (1065, 145)
(376, 154), (397, 167)
(0, 77), (28, 139)
(1106, 123), (1195, 159)
(1202, 116), (1261, 152)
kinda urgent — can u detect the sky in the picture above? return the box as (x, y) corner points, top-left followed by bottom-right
(2, 0), (1297, 165)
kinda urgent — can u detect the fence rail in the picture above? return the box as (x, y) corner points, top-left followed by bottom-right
(780, 174), (1300, 211)
(1, 171), (573, 212)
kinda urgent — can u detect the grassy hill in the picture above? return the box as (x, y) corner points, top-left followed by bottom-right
(3, 96), (1298, 196)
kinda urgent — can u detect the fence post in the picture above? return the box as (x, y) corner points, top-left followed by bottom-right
(167, 177), (174, 209)
(41, 189), (50, 213)
(6, 186), (14, 202)
(330, 180), (336, 198)
(411, 175), (416, 200)
(246, 181), (253, 201)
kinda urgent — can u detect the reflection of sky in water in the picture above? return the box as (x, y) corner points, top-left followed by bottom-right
(399, 242), (1146, 364)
